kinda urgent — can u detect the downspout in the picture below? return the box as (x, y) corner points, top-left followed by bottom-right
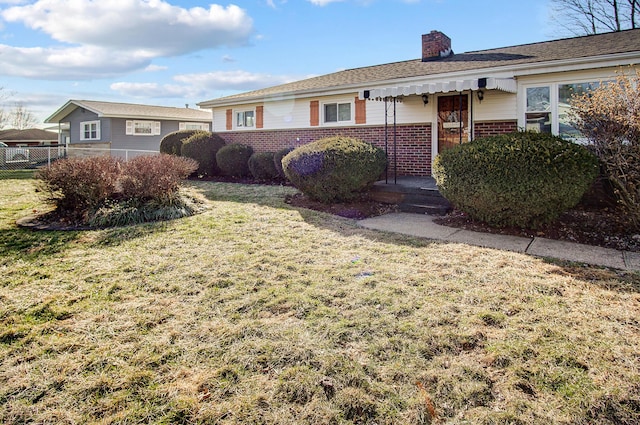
(384, 97), (388, 184)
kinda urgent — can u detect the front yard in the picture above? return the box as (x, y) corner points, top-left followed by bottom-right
(1, 172), (639, 424)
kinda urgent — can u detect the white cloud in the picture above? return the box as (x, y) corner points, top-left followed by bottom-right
(2, 0), (254, 56)
(0, 44), (152, 79)
(307, 0), (343, 5)
(110, 81), (204, 98)
(144, 64), (168, 72)
(222, 55), (237, 63)
(173, 70), (299, 91)
(0, 0), (254, 79)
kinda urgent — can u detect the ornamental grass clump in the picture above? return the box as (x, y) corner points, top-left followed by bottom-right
(36, 154), (201, 227)
(433, 131), (598, 228)
(282, 136), (387, 203)
(180, 131), (226, 177)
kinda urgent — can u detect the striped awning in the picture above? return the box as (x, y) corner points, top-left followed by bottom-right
(358, 77), (517, 100)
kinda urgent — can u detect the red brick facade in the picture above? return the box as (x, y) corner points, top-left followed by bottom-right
(219, 124), (433, 176)
(473, 120), (518, 139)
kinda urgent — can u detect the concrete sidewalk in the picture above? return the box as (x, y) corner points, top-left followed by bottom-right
(358, 212), (640, 271)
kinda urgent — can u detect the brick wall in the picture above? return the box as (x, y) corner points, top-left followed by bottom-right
(473, 120), (518, 139)
(219, 124), (433, 176)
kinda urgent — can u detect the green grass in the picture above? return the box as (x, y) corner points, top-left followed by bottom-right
(1, 177), (639, 424)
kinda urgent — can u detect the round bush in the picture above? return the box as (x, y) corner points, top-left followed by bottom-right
(282, 136), (387, 203)
(433, 132), (599, 228)
(273, 147), (294, 179)
(159, 130), (200, 156)
(248, 152), (280, 181)
(216, 144), (254, 177)
(181, 131), (226, 177)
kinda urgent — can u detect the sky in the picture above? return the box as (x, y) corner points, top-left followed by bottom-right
(0, 0), (554, 126)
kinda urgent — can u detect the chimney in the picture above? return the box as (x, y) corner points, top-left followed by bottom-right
(422, 30), (452, 61)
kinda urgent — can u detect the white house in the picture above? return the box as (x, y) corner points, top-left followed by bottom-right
(198, 29), (640, 177)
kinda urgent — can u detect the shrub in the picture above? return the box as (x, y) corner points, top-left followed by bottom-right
(159, 130), (200, 156)
(248, 152), (280, 181)
(570, 69), (640, 229)
(273, 147), (294, 179)
(120, 154), (197, 203)
(180, 132), (226, 177)
(216, 144), (254, 177)
(36, 156), (122, 220)
(433, 131), (599, 228)
(282, 136), (387, 203)
(36, 154), (201, 226)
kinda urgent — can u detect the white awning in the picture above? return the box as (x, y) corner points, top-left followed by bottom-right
(358, 77), (517, 100)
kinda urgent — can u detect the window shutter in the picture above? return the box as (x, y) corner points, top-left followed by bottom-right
(154, 121), (161, 135)
(226, 109), (233, 130)
(95, 122), (101, 139)
(355, 97), (366, 124)
(310, 101), (319, 127)
(256, 106), (264, 129)
(125, 120), (133, 135)
(179, 122), (186, 131)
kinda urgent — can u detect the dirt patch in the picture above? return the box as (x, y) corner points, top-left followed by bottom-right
(434, 207), (640, 253)
(284, 193), (398, 220)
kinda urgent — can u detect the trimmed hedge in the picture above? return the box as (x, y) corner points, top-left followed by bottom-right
(181, 132), (226, 177)
(248, 152), (280, 181)
(433, 131), (599, 228)
(216, 144), (254, 177)
(282, 136), (387, 203)
(159, 130), (200, 156)
(273, 147), (294, 180)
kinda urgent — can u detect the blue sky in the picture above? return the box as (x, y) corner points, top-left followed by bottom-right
(0, 0), (553, 125)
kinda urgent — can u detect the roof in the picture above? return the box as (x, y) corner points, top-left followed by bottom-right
(198, 28), (640, 107)
(46, 100), (211, 124)
(0, 128), (58, 141)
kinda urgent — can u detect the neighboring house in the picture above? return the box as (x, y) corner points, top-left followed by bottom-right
(198, 29), (640, 177)
(45, 100), (212, 155)
(0, 128), (58, 147)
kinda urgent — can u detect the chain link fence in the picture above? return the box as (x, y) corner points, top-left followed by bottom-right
(0, 146), (160, 172)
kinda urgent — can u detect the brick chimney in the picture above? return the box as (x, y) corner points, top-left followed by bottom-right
(422, 30), (452, 61)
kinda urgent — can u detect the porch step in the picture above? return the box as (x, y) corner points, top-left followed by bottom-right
(370, 177), (452, 216)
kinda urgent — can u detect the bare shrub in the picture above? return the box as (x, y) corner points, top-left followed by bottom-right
(120, 154), (197, 203)
(36, 156), (122, 219)
(570, 68), (640, 229)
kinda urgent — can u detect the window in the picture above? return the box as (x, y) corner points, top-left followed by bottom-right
(525, 87), (551, 134)
(324, 102), (351, 123)
(80, 120), (100, 140)
(125, 120), (161, 136)
(236, 111), (254, 128)
(179, 122), (210, 131)
(522, 81), (600, 139)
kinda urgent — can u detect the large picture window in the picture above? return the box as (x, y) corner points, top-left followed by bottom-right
(522, 81), (600, 140)
(324, 102), (351, 123)
(80, 120), (100, 140)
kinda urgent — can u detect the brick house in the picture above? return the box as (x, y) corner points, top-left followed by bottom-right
(198, 29), (640, 177)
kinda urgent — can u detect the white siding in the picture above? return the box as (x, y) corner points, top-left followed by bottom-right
(473, 90), (517, 121)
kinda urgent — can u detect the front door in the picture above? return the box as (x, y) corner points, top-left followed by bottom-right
(437, 94), (469, 152)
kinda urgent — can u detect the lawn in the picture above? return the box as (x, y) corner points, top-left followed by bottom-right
(1, 172), (639, 424)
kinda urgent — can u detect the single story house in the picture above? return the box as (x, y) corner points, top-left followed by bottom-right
(197, 29), (640, 177)
(0, 128), (58, 147)
(45, 100), (212, 156)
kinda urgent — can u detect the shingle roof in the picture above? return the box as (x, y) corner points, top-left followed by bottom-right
(0, 128), (58, 141)
(46, 100), (211, 123)
(199, 29), (640, 106)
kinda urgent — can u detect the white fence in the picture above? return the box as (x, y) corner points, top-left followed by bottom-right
(0, 146), (160, 171)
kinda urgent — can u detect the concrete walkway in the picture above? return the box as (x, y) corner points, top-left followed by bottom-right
(359, 212), (640, 271)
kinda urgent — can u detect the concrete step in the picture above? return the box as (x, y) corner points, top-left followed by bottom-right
(399, 203), (451, 216)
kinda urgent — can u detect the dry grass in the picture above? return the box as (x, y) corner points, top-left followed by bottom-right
(1, 173), (639, 424)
